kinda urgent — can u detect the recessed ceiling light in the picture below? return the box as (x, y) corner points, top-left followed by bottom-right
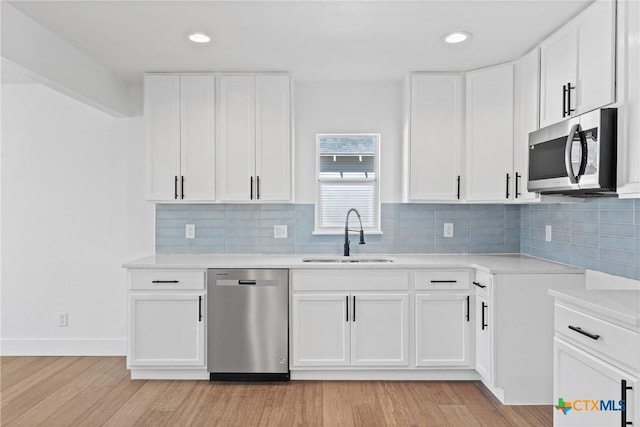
(188, 33), (211, 44)
(442, 31), (472, 44)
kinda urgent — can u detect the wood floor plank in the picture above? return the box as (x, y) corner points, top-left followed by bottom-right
(100, 380), (173, 427)
(8, 357), (121, 426)
(1, 357), (553, 427)
(1, 357), (64, 390)
(42, 357), (130, 426)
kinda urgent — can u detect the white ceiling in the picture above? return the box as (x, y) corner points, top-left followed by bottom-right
(8, 0), (594, 83)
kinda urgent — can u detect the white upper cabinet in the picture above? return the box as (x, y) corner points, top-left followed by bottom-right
(145, 74), (215, 201)
(217, 74), (292, 202)
(513, 49), (541, 202)
(539, 0), (616, 127)
(408, 74), (463, 201)
(618, 0), (640, 197)
(255, 75), (292, 202)
(465, 63), (515, 202)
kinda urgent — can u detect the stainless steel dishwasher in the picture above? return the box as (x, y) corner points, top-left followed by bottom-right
(207, 269), (289, 381)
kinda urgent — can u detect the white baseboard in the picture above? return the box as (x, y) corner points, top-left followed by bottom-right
(291, 369), (480, 381)
(1, 338), (126, 356)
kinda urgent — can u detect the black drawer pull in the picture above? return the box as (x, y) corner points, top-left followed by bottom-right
(622, 379), (633, 426)
(568, 325), (600, 340)
(430, 280), (457, 284)
(238, 280), (257, 285)
(152, 280), (179, 284)
(465, 295), (470, 322)
(481, 302), (488, 330)
(473, 281), (486, 289)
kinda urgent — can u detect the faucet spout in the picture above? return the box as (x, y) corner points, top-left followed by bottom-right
(344, 208), (365, 256)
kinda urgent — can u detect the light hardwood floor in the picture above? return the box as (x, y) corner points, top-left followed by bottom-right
(1, 357), (552, 426)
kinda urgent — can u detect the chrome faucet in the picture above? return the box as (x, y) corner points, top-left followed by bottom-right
(344, 208), (365, 256)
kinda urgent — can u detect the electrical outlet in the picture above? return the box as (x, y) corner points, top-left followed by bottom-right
(444, 223), (454, 238)
(274, 225), (288, 239)
(185, 224), (196, 239)
(545, 225), (552, 242)
(58, 312), (68, 327)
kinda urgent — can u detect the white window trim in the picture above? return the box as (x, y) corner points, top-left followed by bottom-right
(313, 133), (382, 235)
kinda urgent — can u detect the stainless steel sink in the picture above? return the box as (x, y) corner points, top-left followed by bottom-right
(302, 258), (394, 263)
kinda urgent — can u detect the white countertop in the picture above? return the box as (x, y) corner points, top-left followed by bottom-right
(123, 253), (583, 275)
(549, 289), (640, 327)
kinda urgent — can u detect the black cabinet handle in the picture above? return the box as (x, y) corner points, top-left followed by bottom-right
(181, 176), (185, 200)
(430, 280), (457, 284)
(481, 302), (488, 330)
(198, 296), (202, 322)
(466, 295), (470, 322)
(174, 176), (178, 200)
(567, 82), (575, 115)
(515, 172), (521, 198)
(152, 280), (179, 284)
(562, 84), (568, 117)
(346, 295), (349, 322)
(568, 325), (600, 340)
(353, 295), (356, 322)
(257, 176), (260, 200)
(473, 281), (487, 289)
(622, 379), (633, 426)
(506, 173), (510, 199)
(456, 175), (461, 200)
(238, 280), (257, 285)
(250, 176), (254, 200)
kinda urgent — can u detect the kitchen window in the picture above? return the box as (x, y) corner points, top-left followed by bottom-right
(314, 134), (381, 234)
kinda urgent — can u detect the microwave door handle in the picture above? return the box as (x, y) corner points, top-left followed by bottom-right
(577, 130), (588, 178)
(564, 123), (580, 184)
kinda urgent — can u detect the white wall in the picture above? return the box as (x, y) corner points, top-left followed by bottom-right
(294, 80), (403, 203)
(1, 3), (132, 116)
(1, 82), (152, 355)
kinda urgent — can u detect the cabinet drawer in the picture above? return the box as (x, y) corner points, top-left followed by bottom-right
(473, 271), (493, 299)
(291, 270), (409, 291)
(129, 269), (206, 291)
(414, 270), (471, 290)
(555, 303), (640, 371)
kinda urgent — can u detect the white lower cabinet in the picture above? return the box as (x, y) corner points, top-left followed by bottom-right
(554, 339), (638, 426)
(475, 294), (493, 382)
(473, 271), (584, 404)
(127, 268), (207, 379)
(129, 293), (205, 367)
(291, 292), (409, 368)
(291, 293), (350, 367)
(415, 293), (471, 367)
(351, 293), (409, 366)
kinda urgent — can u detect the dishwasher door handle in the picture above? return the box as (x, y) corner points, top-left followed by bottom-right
(238, 280), (257, 285)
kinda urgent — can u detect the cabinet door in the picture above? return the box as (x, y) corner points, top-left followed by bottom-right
(180, 75), (216, 201)
(415, 294), (471, 367)
(409, 74), (463, 200)
(465, 64), (514, 201)
(351, 293), (409, 367)
(217, 75), (256, 201)
(576, 0), (616, 115)
(513, 49), (540, 201)
(291, 294), (350, 367)
(476, 295), (494, 385)
(255, 75), (291, 201)
(128, 294), (205, 367)
(540, 27), (578, 127)
(554, 338), (638, 427)
(144, 75), (181, 201)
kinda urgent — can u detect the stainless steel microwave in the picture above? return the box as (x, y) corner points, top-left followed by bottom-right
(527, 108), (617, 195)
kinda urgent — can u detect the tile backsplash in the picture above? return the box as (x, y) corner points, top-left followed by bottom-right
(156, 199), (640, 280)
(156, 203), (521, 256)
(521, 198), (640, 280)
